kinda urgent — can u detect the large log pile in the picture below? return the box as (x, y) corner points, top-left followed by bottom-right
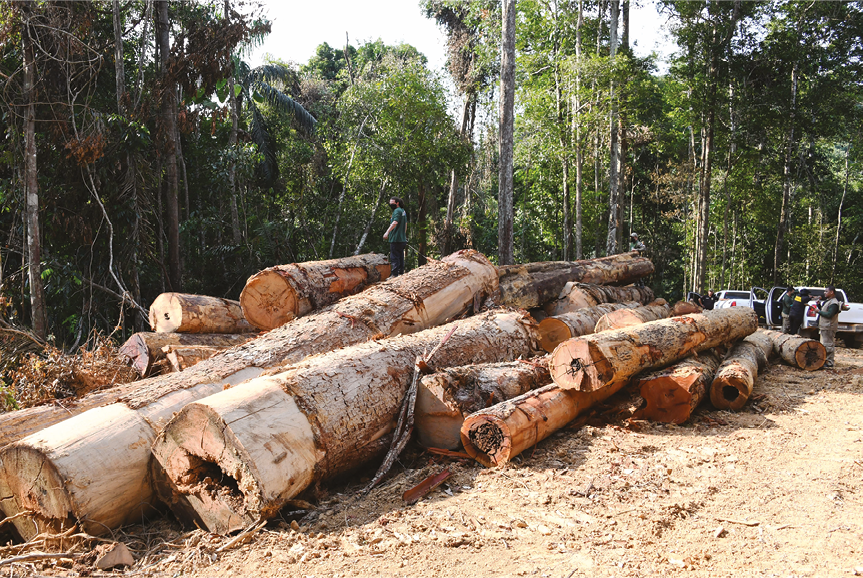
(0, 251), (497, 540)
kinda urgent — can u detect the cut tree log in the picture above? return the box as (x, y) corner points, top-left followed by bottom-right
(633, 351), (721, 424)
(593, 300), (671, 333)
(494, 252), (654, 310)
(549, 308), (759, 400)
(148, 294), (256, 334)
(709, 330), (774, 410)
(460, 383), (616, 467)
(672, 301), (703, 316)
(415, 358), (551, 450)
(150, 310), (540, 534)
(164, 346), (224, 372)
(759, 329), (826, 371)
(0, 250), (497, 540)
(240, 253), (391, 330)
(537, 301), (642, 353)
(119, 332), (255, 376)
(544, 282), (654, 316)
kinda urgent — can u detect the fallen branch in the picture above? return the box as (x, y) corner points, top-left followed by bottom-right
(0, 552), (78, 567)
(214, 520), (267, 553)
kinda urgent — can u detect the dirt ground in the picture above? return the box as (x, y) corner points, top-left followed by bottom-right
(5, 348), (863, 577)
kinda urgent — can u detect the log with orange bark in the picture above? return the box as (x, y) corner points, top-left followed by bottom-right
(759, 329), (826, 371)
(543, 282), (655, 316)
(709, 330), (774, 410)
(239, 254), (391, 330)
(0, 251), (497, 540)
(633, 351), (721, 424)
(537, 301), (642, 353)
(593, 299), (670, 333)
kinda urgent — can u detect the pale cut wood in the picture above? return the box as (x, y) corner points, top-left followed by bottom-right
(148, 294), (256, 333)
(709, 330), (774, 410)
(151, 311), (540, 534)
(760, 329), (826, 371)
(544, 282), (654, 316)
(164, 346), (224, 372)
(672, 301), (703, 316)
(119, 332), (255, 376)
(0, 250), (498, 540)
(239, 253), (390, 330)
(593, 300), (671, 333)
(549, 308), (759, 400)
(494, 252), (654, 310)
(538, 301), (641, 353)
(415, 358), (551, 450)
(634, 351), (721, 424)
(460, 383), (615, 467)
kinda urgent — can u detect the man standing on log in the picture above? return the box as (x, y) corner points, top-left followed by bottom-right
(781, 287), (797, 334)
(815, 285), (848, 369)
(384, 197), (408, 276)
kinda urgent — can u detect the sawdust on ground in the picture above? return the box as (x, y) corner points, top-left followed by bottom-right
(6, 349), (863, 577)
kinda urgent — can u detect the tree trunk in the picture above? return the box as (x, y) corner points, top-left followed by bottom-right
(354, 179), (388, 256)
(545, 282), (654, 316)
(495, 252), (654, 310)
(22, 10), (47, 340)
(606, 0), (620, 255)
(760, 329), (826, 371)
(593, 301), (671, 333)
(414, 358), (552, 451)
(151, 310), (540, 534)
(709, 330), (773, 411)
(0, 251), (497, 539)
(239, 254), (391, 330)
(539, 301), (642, 353)
(634, 351), (721, 424)
(149, 294), (256, 333)
(443, 94), (472, 255)
(119, 332), (255, 376)
(574, 0), (584, 259)
(497, 0), (516, 265)
(773, 61), (798, 285)
(165, 346), (226, 372)
(225, 0), (242, 246)
(549, 308), (758, 399)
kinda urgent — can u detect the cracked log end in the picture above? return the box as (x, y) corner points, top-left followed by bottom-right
(549, 338), (608, 392)
(240, 271), (299, 331)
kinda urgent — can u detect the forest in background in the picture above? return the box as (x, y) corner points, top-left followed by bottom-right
(0, 0), (861, 349)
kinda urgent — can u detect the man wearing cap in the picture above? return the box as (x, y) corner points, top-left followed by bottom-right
(814, 285), (849, 369)
(788, 288), (811, 336)
(629, 232), (645, 253)
(780, 287), (797, 334)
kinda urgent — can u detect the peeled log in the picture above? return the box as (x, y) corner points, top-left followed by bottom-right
(634, 351), (721, 424)
(538, 301), (642, 353)
(549, 308), (759, 401)
(461, 383), (616, 467)
(0, 250), (497, 540)
(149, 294), (256, 334)
(544, 282), (654, 317)
(495, 252), (654, 310)
(760, 329), (826, 371)
(240, 254), (390, 330)
(151, 311), (539, 534)
(415, 358), (551, 450)
(593, 300), (671, 333)
(709, 330), (775, 410)
(119, 332), (255, 376)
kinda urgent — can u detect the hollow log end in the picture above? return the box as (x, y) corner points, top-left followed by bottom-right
(538, 318), (572, 354)
(461, 415), (512, 468)
(709, 369), (751, 411)
(797, 341), (827, 371)
(240, 272), (298, 331)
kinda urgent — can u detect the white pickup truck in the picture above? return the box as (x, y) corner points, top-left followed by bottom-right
(761, 286), (863, 348)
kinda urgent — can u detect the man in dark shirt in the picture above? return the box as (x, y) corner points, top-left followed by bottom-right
(788, 288), (811, 335)
(383, 197), (408, 277)
(700, 290), (717, 311)
(780, 287), (797, 333)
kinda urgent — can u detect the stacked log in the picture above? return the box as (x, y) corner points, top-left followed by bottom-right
(633, 351), (721, 424)
(495, 252), (654, 310)
(672, 301), (703, 316)
(0, 250), (497, 540)
(593, 299), (670, 333)
(148, 294), (256, 334)
(151, 311), (540, 534)
(760, 329), (826, 371)
(119, 332), (255, 376)
(544, 283), (654, 316)
(709, 330), (774, 410)
(415, 358), (551, 450)
(240, 254), (391, 330)
(463, 309), (759, 468)
(164, 346), (224, 372)
(537, 301), (642, 353)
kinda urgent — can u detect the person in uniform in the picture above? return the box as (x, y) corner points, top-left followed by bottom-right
(629, 232), (645, 253)
(781, 287), (797, 334)
(814, 285), (849, 369)
(383, 197), (408, 276)
(788, 288), (811, 336)
(699, 290), (717, 311)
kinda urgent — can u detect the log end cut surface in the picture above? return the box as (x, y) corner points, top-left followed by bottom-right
(796, 341), (827, 371)
(461, 415), (512, 467)
(636, 373), (700, 424)
(240, 271), (299, 331)
(538, 318), (572, 353)
(549, 338), (611, 392)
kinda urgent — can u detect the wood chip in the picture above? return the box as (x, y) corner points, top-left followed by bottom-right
(95, 542), (134, 569)
(715, 517), (760, 526)
(714, 526), (726, 538)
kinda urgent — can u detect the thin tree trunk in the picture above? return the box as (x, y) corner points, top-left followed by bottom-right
(498, 0), (516, 265)
(574, 0), (584, 259)
(329, 112), (371, 258)
(444, 94), (472, 255)
(354, 179), (388, 256)
(832, 146), (849, 281)
(606, 0), (620, 255)
(225, 0), (242, 245)
(773, 61), (798, 285)
(418, 181), (428, 267)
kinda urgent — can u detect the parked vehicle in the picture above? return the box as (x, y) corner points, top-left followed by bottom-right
(714, 287), (768, 322)
(763, 286), (863, 348)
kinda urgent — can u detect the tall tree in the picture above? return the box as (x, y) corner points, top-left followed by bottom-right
(606, 0), (620, 255)
(498, 0), (516, 265)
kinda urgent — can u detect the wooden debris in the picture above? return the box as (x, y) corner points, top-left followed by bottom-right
(710, 330), (773, 411)
(403, 470), (452, 504)
(164, 346), (225, 372)
(94, 542), (134, 569)
(119, 332), (254, 376)
(760, 329), (826, 371)
(148, 293), (256, 333)
(634, 351), (721, 424)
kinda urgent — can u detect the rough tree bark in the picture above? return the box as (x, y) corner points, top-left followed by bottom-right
(593, 300), (670, 333)
(148, 294), (256, 333)
(120, 332), (255, 376)
(538, 301), (642, 354)
(495, 252), (654, 310)
(416, 358), (551, 450)
(549, 308), (758, 399)
(606, 0), (620, 255)
(544, 282), (654, 316)
(760, 329), (826, 371)
(633, 351), (721, 424)
(0, 251), (497, 540)
(239, 254), (390, 330)
(151, 311), (540, 534)
(497, 0), (516, 265)
(709, 329), (774, 411)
